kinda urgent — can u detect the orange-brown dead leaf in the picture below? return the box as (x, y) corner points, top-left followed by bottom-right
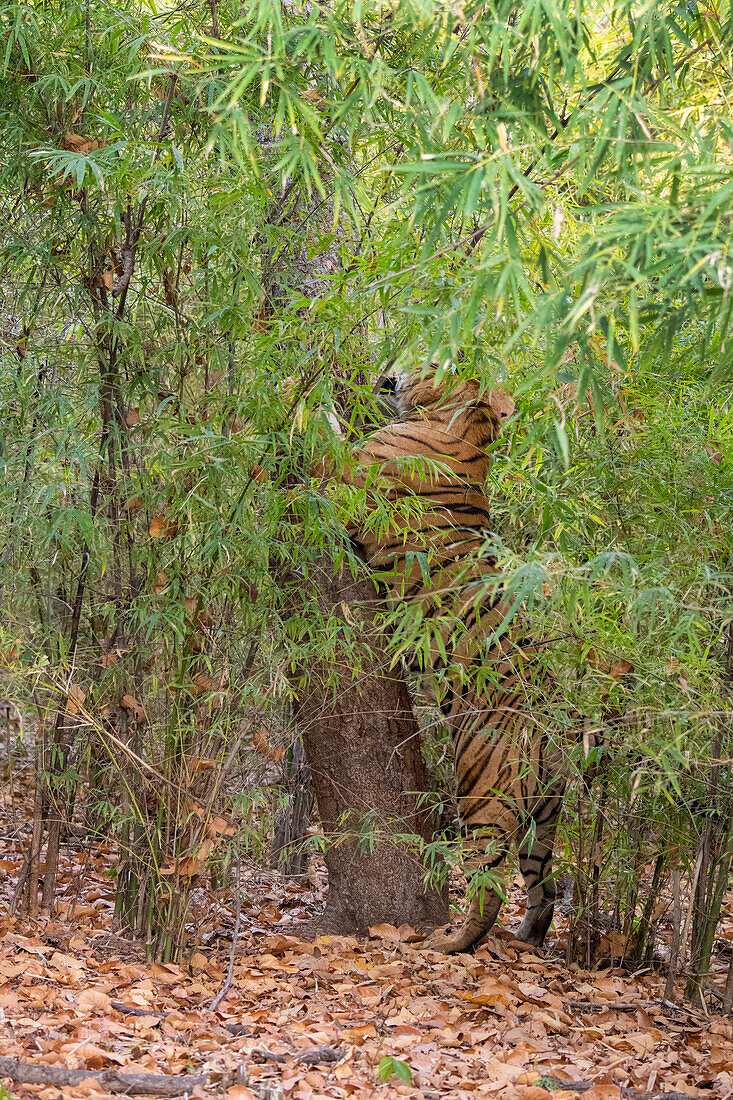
(150, 962), (184, 983)
(368, 923), (421, 943)
(207, 814), (236, 838)
(587, 650), (634, 679)
(190, 672), (222, 698)
(188, 757), (217, 776)
(466, 978), (515, 1006)
(609, 658), (634, 680)
(583, 1085), (622, 1100)
(62, 131), (104, 153)
(175, 855), (205, 878)
(120, 693), (147, 722)
(149, 515), (179, 539)
(66, 683), (86, 715)
(252, 727), (286, 762)
(75, 988), (112, 1013)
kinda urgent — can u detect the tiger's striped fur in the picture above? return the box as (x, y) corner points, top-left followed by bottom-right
(339, 370), (566, 952)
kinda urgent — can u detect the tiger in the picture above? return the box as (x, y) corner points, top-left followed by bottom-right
(320, 367), (567, 953)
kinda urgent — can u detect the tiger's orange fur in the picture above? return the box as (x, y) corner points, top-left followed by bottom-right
(334, 370), (566, 952)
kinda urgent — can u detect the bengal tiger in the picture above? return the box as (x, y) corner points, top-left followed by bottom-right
(321, 368), (567, 953)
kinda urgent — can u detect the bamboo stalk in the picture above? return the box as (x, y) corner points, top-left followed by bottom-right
(665, 868), (682, 1002)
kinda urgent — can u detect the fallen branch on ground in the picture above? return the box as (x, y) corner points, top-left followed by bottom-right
(563, 998), (705, 1019)
(210, 850), (242, 1012)
(564, 1001), (655, 1013)
(705, 981), (726, 1005)
(543, 1075), (704, 1100)
(252, 1047), (341, 1065)
(111, 1002), (255, 1037)
(110, 1000), (169, 1018)
(0, 1056), (207, 1096)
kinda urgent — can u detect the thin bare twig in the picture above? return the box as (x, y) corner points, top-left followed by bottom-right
(210, 850), (242, 1011)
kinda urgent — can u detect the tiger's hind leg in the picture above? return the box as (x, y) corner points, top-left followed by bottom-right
(427, 827), (508, 954)
(514, 798), (561, 948)
(428, 886), (503, 954)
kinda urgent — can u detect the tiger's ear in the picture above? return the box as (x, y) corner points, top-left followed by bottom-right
(488, 389), (515, 423)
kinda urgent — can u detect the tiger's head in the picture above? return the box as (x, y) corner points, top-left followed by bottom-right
(381, 367), (515, 438)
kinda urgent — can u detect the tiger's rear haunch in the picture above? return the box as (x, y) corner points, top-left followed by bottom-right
(338, 370), (565, 953)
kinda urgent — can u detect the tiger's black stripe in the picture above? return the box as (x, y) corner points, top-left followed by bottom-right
(329, 371), (566, 952)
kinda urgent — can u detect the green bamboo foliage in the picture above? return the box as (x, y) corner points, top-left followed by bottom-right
(0, 0), (732, 983)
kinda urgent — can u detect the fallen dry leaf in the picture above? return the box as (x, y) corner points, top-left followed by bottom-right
(62, 131), (104, 153)
(252, 727), (286, 762)
(120, 693), (147, 722)
(583, 1086), (622, 1100)
(149, 515), (179, 539)
(75, 988), (112, 1013)
(1, 761), (732, 1100)
(65, 683), (86, 715)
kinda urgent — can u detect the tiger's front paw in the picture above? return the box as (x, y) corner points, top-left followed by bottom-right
(425, 922), (480, 955)
(425, 924), (456, 953)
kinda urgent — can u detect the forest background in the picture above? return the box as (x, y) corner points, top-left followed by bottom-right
(1, 0), (733, 1014)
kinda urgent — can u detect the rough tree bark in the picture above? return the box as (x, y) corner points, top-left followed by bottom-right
(259, 123), (445, 930)
(271, 736), (314, 876)
(292, 561), (447, 933)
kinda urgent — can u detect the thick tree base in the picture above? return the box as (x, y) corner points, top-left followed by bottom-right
(293, 562), (448, 935)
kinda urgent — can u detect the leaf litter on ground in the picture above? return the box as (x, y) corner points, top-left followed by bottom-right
(1, 755), (733, 1099)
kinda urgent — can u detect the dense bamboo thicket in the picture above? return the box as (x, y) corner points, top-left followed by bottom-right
(1, 0), (732, 1005)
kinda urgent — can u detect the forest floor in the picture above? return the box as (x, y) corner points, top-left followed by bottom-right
(2, 742), (733, 1100)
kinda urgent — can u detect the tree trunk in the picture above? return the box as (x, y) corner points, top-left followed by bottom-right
(292, 561), (447, 933)
(259, 125), (445, 931)
(271, 736), (314, 877)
